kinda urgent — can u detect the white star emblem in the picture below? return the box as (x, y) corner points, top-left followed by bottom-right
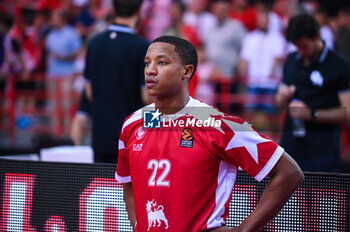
(222, 119), (270, 164)
(151, 109), (161, 121)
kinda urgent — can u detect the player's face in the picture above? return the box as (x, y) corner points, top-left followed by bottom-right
(294, 37), (318, 60)
(144, 42), (187, 99)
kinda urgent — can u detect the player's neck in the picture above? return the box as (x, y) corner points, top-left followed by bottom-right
(115, 15), (139, 30)
(154, 93), (190, 115)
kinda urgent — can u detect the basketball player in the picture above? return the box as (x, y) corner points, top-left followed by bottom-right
(116, 36), (304, 232)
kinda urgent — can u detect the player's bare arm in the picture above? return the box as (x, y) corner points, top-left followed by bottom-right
(210, 152), (303, 232)
(207, 226), (237, 231)
(236, 152), (303, 232)
(123, 183), (137, 229)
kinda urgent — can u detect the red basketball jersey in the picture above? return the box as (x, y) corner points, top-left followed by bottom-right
(116, 97), (284, 231)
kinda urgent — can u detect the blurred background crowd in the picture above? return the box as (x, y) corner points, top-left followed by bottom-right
(0, 0), (349, 170)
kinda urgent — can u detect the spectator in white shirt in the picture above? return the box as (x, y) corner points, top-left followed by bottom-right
(238, 4), (287, 112)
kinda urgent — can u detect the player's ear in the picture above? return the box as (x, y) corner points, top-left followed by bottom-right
(183, 64), (194, 81)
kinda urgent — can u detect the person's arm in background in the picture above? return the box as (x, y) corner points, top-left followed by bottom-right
(85, 82), (92, 102)
(70, 113), (90, 145)
(288, 91), (350, 124)
(211, 152), (304, 232)
(70, 90), (92, 145)
(276, 82), (348, 124)
(275, 52), (297, 108)
(123, 182), (137, 230)
(275, 83), (296, 107)
(53, 50), (80, 61)
(340, 91), (350, 122)
(83, 35), (94, 102)
(269, 57), (285, 82)
(282, 57), (350, 123)
(10, 38), (30, 80)
(237, 34), (250, 85)
(237, 58), (248, 84)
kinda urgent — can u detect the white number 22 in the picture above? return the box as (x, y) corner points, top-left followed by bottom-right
(147, 159), (171, 187)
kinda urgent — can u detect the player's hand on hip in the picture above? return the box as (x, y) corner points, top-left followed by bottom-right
(288, 99), (311, 121)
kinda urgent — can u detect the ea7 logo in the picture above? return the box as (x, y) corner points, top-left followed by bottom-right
(133, 144), (143, 151)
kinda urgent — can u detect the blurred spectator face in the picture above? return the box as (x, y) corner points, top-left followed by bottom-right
(273, 0), (290, 15)
(51, 10), (66, 28)
(256, 10), (268, 31)
(231, 0), (248, 9)
(337, 10), (350, 28)
(212, 1), (230, 22)
(34, 11), (50, 28)
(314, 11), (327, 26)
(170, 2), (184, 24)
(190, 0), (208, 14)
(294, 36), (318, 60)
(105, 14), (115, 26)
(197, 45), (206, 63)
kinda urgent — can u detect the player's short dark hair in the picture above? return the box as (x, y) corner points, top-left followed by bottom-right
(151, 36), (198, 79)
(286, 13), (320, 43)
(113, 0), (143, 17)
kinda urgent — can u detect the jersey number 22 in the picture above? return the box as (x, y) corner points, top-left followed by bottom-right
(147, 159), (171, 187)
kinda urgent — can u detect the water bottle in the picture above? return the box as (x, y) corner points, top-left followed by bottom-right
(292, 117), (306, 137)
(291, 98), (306, 137)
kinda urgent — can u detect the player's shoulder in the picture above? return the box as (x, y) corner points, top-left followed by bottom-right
(189, 98), (246, 126)
(189, 98), (223, 117)
(121, 103), (155, 133)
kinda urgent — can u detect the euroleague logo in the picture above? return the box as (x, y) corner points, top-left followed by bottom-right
(180, 128), (193, 148)
(181, 128), (193, 140)
(135, 127), (145, 140)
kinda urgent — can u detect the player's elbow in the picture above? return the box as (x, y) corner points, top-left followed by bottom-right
(276, 152), (304, 190)
(283, 164), (304, 191)
(271, 155), (304, 192)
(292, 167), (304, 188)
